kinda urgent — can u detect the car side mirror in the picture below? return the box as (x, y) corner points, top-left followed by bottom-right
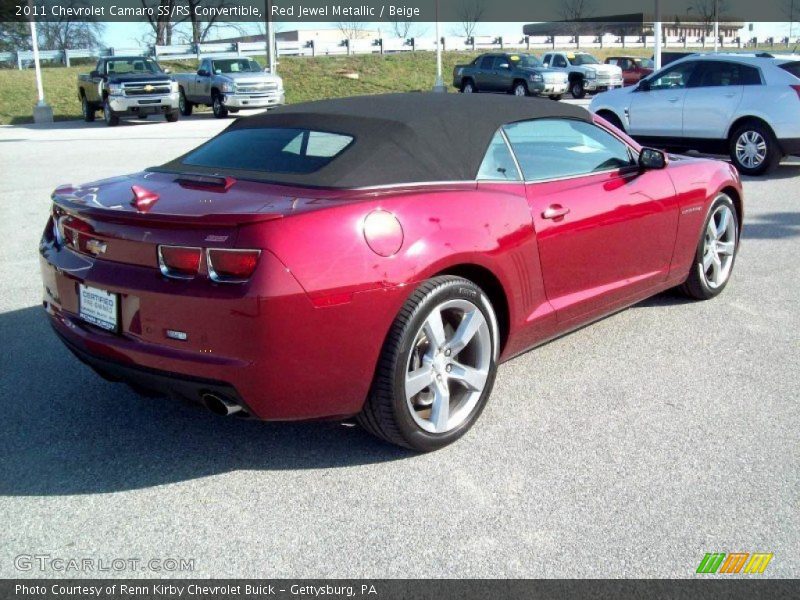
(90, 70), (99, 78)
(639, 147), (667, 170)
(499, 63), (510, 70)
(637, 79), (651, 91)
(163, 68), (171, 74)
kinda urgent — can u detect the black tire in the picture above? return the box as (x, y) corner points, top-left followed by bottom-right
(358, 276), (499, 452)
(680, 193), (739, 300)
(102, 99), (119, 127)
(228, 108), (240, 113)
(212, 92), (228, 118)
(549, 94), (563, 101)
(512, 81), (529, 97)
(598, 110), (625, 132)
(165, 109), (179, 122)
(570, 79), (586, 99)
(460, 79), (475, 94)
(728, 120), (781, 176)
(179, 88), (193, 116)
(81, 96), (95, 122)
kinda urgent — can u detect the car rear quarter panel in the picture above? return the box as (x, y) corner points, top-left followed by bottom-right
(243, 182), (546, 363)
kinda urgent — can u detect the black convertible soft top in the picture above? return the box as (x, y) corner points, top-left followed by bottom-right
(156, 93), (592, 188)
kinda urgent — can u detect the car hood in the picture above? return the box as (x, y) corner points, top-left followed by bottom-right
(589, 84), (635, 108)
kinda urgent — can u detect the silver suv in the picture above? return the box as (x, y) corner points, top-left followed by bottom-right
(590, 52), (800, 175)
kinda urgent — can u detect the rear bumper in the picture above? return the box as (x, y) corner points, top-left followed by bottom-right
(40, 237), (406, 422)
(55, 324), (248, 414)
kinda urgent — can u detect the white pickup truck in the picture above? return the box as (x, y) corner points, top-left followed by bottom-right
(173, 57), (285, 118)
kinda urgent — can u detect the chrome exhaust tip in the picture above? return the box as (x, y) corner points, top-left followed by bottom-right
(202, 392), (243, 417)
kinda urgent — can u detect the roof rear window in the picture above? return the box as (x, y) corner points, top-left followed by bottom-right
(182, 128), (354, 174)
(779, 61), (800, 79)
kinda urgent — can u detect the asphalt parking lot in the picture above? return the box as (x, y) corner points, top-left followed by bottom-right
(0, 107), (798, 579)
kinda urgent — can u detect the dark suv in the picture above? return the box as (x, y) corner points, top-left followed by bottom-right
(453, 53), (569, 99)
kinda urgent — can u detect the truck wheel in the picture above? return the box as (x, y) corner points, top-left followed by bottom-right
(570, 79), (586, 99)
(179, 88), (193, 116)
(512, 81), (529, 97)
(212, 93), (229, 118)
(81, 96), (95, 122)
(165, 110), (179, 123)
(461, 80), (475, 94)
(103, 99), (119, 127)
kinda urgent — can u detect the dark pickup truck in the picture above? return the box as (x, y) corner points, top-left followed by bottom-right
(77, 56), (180, 126)
(453, 52), (569, 99)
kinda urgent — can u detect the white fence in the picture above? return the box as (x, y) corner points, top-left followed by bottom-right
(5, 34), (798, 69)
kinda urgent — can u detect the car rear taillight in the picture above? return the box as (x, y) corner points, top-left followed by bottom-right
(791, 85), (800, 100)
(207, 249), (261, 283)
(158, 245), (202, 279)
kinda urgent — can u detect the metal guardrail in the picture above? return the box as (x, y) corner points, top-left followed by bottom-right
(4, 35), (797, 69)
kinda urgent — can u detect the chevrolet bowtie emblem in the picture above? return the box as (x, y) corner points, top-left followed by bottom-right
(85, 239), (107, 255)
(144, 84), (154, 92)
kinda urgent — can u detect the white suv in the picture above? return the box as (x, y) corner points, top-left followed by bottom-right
(589, 53), (800, 175)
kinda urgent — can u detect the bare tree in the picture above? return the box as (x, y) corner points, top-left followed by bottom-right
(690, 0), (730, 36)
(336, 21), (366, 40)
(37, 21), (105, 51)
(139, 0), (183, 46)
(454, 0), (485, 38)
(390, 21), (422, 39)
(560, 0), (594, 47)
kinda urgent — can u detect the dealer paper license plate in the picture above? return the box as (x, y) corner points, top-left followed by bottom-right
(79, 284), (118, 332)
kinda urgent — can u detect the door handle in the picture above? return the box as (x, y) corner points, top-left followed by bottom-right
(542, 205), (570, 219)
(667, 97), (679, 102)
(724, 93), (736, 97)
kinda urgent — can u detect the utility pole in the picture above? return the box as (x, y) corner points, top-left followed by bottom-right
(433, 0), (446, 92)
(29, 14), (53, 123)
(264, 0), (276, 73)
(713, 0), (719, 52)
(654, 0), (662, 70)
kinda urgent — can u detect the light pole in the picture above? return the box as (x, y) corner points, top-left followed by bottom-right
(713, 0), (719, 52)
(29, 16), (53, 123)
(433, 0), (446, 92)
(653, 0), (662, 70)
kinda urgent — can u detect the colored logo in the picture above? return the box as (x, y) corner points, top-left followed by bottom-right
(696, 552), (773, 574)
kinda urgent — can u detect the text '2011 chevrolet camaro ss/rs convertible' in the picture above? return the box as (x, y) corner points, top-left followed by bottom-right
(40, 93), (743, 451)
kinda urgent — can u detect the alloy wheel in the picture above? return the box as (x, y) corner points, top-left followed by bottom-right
(701, 203), (736, 289)
(514, 84), (526, 96)
(179, 92), (185, 113)
(463, 83), (474, 93)
(404, 299), (492, 434)
(735, 130), (767, 169)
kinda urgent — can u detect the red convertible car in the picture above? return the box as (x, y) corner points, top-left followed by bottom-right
(40, 94), (742, 451)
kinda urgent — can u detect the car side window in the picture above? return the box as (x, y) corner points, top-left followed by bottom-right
(493, 56), (510, 70)
(553, 55), (567, 68)
(694, 61), (761, 87)
(479, 56), (494, 70)
(477, 131), (521, 181)
(648, 61), (697, 90)
(542, 54), (552, 66)
(502, 119), (634, 182)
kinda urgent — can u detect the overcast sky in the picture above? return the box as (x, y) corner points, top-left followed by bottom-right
(102, 21), (793, 49)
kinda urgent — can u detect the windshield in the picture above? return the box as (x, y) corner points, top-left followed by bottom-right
(182, 128), (354, 175)
(105, 58), (161, 75)
(509, 54), (543, 68)
(570, 54), (600, 66)
(211, 59), (263, 74)
(637, 58), (654, 68)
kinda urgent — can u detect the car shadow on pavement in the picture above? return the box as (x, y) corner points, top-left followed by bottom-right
(742, 211), (800, 240)
(0, 306), (412, 497)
